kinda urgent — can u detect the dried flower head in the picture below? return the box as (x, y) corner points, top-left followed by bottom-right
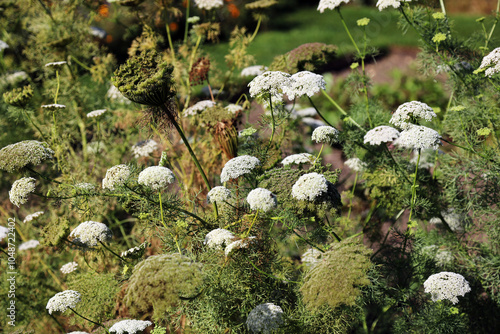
(394, 125), (442, 151)
(60, 262), (78, 274)
(283, 71), (326, 100)
(301, 248), (324, 268)
(281, 153), (315, 166)
(23, 211), (44, 223)
(364, 125), (400, 145)
(183, 100), (216, 117)
(204, 228), (236, 249)
(9, 177), (36, 207)
(311, 125), (339, 144)
(344, 158), (367, 173)
(138, 166), (175, 190)
(225, 236), (257, 257)
(317, 0), (350, 12)
(86, 109), (107, 118)
(247, 188), (277, 212)
(389, 101), (437, 130)
(109, 319), (153, 334)
(46, 290), (81, 314)
(3, 85), (33, 108)
(376, 0), (411, 11)
(190, 57), (211, 86)
(241, 65), (268, 77)
(194, 0), (223, 10)
(131, 139), (158, 158)
(291, 173), (328, 201)
(18, 239), (40, 251)
(220, 155), (260, 183)
(246, 303), (284, 333)
(424, 272), (471, 304)
(102, 164), (131, 190)
(0, 140), (54, 172)
(248, 71), (292, 100)
(478, 47), (500, 77)
(207, 186), (232, 204)
(69, 221), (113, 247)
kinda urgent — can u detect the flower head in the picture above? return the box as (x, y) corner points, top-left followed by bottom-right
(23, 211), (44, 223)
(220, 155), (260, 183)
(207, 186), (232, 204)
(194, 0), (223, 10)
(121, 242), (148, 259)
(311, 125), (339, 144)
(183, 100), (216, 117)
(247, 188), (277, 212)
(131, 139), (158, 158)
(241, 65), (268, 77)
(109, 319), (153, 334)
(225, 104), (243, 114)
(283, 71), (326, 100)
(317, 0), (350, 13)
(344, 157), (367, 172)
(45, 61), (67, 69)
(424, 272), (471, 304)
(376, 0), (410, 11)
(46, 290), (81, 314)
(102, 164), (131, 190)
(60, 262), (78, 274)
(479, 47), (500, 77)
(281, 153), (315, 166)
(86, 109), (107, 118)
(225, 236), (257, 257)
(75, 182), (96, 191)
(41, 104), (66, 111)
(291, 173), (328, 201)
(364, 125), (400, 145)
(9, 177), (36, 207)
(204, 228), (236, 249)
(0, 140), (54, 172)
(301, 248), (323, 268)
(69, 221), (113, 247)
(18, 240), (40, 251)
(107, 84), (131, 104)
(390, 101), (437, 130)
(246, 303), (284, 333)
(248, 71), (292, 100)
(394, 125), (442, 150)
(0, 40), (9, 51)
(138, 166), (175, 190)
(3, 85), (33, 108)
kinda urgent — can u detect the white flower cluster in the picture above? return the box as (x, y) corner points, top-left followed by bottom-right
(423, 272), (471, 304)
(283, 71), (326, 100)
(204, 228), (236, 249)
(390, 101), (436, 130)
(479, 47), (500, 77)
(220, 155), (260, 183)
(46, 290), (81, 314)
(138, 166), (175, 190)
(184, 100), (216, 117)
(364, 125), (400, 145)
(246, 303), (284, 333)
(0, 40), (9, 51)
(107, 84), (131, 104)
(75, 182), (95, 191)
(376, 0), (411, 11)
(18, 240), (40, 251)
(187, 16), (200, 24)
(291, 173), (328, 201)
(102, 164), (131, 190)
(86, 109), (107, 118)
(70, 221), (113, 247)
(312, 125), (339, 144)
(435, 250), (454, 267)
(4, 71), (28, 85)
(225, 236), (257, 257)
(45, 61), (67, 68)
(193, 0), (223, 10)
(41, 103), (66, 110)
(301, 248), (323, 268)
(23, 211), (44, 223)
(247, 188), (277, 212)
(0, 226), (8, 242)
(131, 139), (158, 158)
(60, 262), (78, 274)
(394, 125), (441, 150)
(225, 104), (243, 114)
(317, 0), (350, 13)
(344, 157), (367, 172)
(430, 209), (468, 232)
(109, 319), (153, 334)
(207, 186), (232, 204)
(121, 242), (147, 258)
(281, 153), (315, 166)
(241, 65), (268, 77)
(248, 71), (292, 100)
(9, 177), (36, 207)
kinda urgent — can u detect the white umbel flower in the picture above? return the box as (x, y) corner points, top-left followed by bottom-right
(60, 262), (78, 274)
(23, 211), (44, 223)
(102, 164), (131, 190)
(363, 125), (400, 145)
(311, 125), (339, 144)
(394, 125), (441, 150)
(376, 0), (410, 11)
(423, 272), (471, 304)
(301, 248), (323, 268)
(86, 109), (107, 118)
(204, 228), (236, 249)
(317, 0), (350, 13)
(283, 71), (326, 100)
(246, 303), (284, 333)
(225, 236), (257, 257)
(220, 155), (260, 183)
(41, 103), (66, 111)
(344, 157), (367, 172)
(75, 182), (95, 191)
(248, 71), (292, 99)
(241, 65), (268, 77)
(193, 0), (223, 10)
(389, 101), (437, 130)
(45, 61), (67, 68)
(9, 177), (36, 207)
(109, 319), (153, 334)
(70, 221), (113, 247)
(107, 84), (131, 104)
(183, 100), (216, 117)
(121, 242), (147, 259)
(18, 240), (40, 251)
(281, 153), (315, 166)
(207, 186), (232, 204)
(479, 47), (500, 77)
(138, 166), (175, 190)
(131, 139), (158, 158)
(291, 173), (328, 201)
(225, 104), (243, 114)
(247, 188), (277, 212)
(46, 290), (81, 314)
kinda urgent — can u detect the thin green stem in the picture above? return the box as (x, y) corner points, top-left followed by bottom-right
(159, 191), (182, 253)
(408, 150), (420, 225)
(321, 89), (363, 130)
(268, 95), (276, 146)
(184, 0), (190, 43)
(382, 145), (412, 184)
(22, 108), (47, 142)
(347, 171), (358, 220)
(249, 15), (262, 43)
(165, 10), (176, 62)
(54, 70), (60, 104)
(98, 240), (128, 262)
(69, 55), (91, 71)
(361, 26), (373, 128)
(486, 0), (500, 49)
(439, 0), (447, 14)
(244, 210), (259, 237)
(69, 308), (110, 333)
(307, 96), (335, 127)
(337, 8), (360, 54)
(314, 144), (324, 164)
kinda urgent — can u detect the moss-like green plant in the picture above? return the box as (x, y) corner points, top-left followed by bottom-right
(0, 140), (54, 172)
(300, 238), (372, 310)
(269, 43), (337, 74)
(3, 85), (33, 108)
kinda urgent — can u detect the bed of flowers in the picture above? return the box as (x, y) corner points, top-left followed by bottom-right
(0, 0), (499, 333)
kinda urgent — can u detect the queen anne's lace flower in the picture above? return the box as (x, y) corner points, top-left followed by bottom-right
(283, 71), (326, 100)
(291, 173), (328, 201)
(131, 139), (158, 158)
(18, 240), (40, 251)
(60, 262), (78, 274)
(248, 71), (292, 100)
(225, 236), (256, 257)
(194, 0), (223, 10)
(107, 84), (131, 104)
(317, 0), (350, 13)
(46, 290), (81, 314)
(247, 188), (277, 212)
(138, 166), (175, 190)
(423, 272), (471, 304)
(86, 109), (107, 118)
(344, 157), (367, 172)
(23, 211), (44, 223)
(311, 125), (339, 144)
(45, 61), (67, 68)
(246, 303), (284, 333)
(41, 103), (66, 111)
(75, 182), (95, 191)
(0, 140), (54, 172)
(394, 125), (442, 150)
(301, 248), (323, 268)
(9, 177), (36, 207)
(241, 65), (268, 77)
(389, 101), (437, 130)
(70, 221), (113, 247)
(479, 47), (500, 77)
(207, 186), (232, 204)
(220, 155), (260, 183)
(102, 164), (131, 190)
(225, 104), (243, 113)
(109, 319), (153, 334)
(376, 0), (410, 11)
(121, 242), (148, 259)
(183, 100), (216, 116)
(281, 153), (315, 166)
(363, 126), (400, 145)
(204, 228), (236, 249)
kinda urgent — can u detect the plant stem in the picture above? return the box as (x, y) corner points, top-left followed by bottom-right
(158, 191), (182, 253)
(408, 149), (420, 225)
(347, 171), (358, 220)
(244, 210), (259, 237)
(486, 0), (500, 49)
(98, 241), (128, 262)
(307, 96), (335, 127)
(249, 15), (262, 43)
(439, 0), (447, 14)
(314, 144), (324, 164)
(165, 9), (176, 62)
(184, 0), (190, 43)
(69, 308), (110, 333)
(337, 8), (360, 54)
(268, 94), (276, 146)
(321, 89), (363, 130)
(22, 108), (47, 142)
